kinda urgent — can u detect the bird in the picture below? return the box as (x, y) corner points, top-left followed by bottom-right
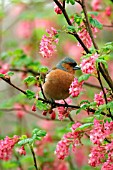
(42, 57), (80, 100)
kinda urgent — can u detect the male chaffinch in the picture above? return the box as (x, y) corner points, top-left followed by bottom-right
(42, 57), (80, 100)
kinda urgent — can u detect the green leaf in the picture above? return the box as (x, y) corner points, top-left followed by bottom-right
(24, 76), (36, 83)
(67, 25), (76, 32)
(78, 74), (91, 82)
(0, 73), (4, 78)
(88, 11), (99, 16)
(76, 108), (82, 114)
(26, 90), (35, 99)
(36, 100), (48, 110)
(39, 67), (48, 73)
(80, 100), (90, 105)
(89, 17), (103, 29)
(107, 101), (113, 110)
(75, 123), (93, 131)
(36, 130), (46, 137)
(7, 71), (14, 76)
(66, 0), (69, 3)
(96, 58), (108, 68)
(69, 0), (75, 5)
(18, 138), (34, 146)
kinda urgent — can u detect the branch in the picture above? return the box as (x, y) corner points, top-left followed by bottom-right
(53, 0), (90, 53)
(1, 76), (113, 119)
(29, 145), (39, 170)
(81, 0), (98, 50)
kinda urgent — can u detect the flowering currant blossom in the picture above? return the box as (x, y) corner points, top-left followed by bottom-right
(80, 53), (98, 74)
(17, 146), (26, 156)
(94, 89), (111, 106)
(0, 135), (19, 161)
(89, 119), (113, 168)
(55, 122), (82, 159)
(90, 119), (113, 145)
(69, 78), (84, 97)
(78, 24), (98, 48)
(91, 0), (102, 11)
(57, 98), (72, 120)
(40, 27), (59, 58)
(88, 145), (106, 167)
(0, 63), (9, 74)
(54, 3), (62, 14)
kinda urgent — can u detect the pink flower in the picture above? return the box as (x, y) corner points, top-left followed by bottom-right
(78, 24), (98, 48)
(54, 4), (62, 14)
(69, 78), (84, 97)
(90, 119), (106, 144)
(14, 103), (26, 119)
(0, 63), (9, 74)
(17, 146), (26, 156)
(55, 138), (70, 159)
(91, 0), (102, 11)
(0, 135), (19, 161)
(57, 98), (72, 120)
(94, 89), (111, 106)
(32, 104), (37, 112)
(16, 20), (33, 39)
(40, 27), (59, 58)
(88, 145), (105, 167)
(90, 120), (113, 145)
(80, 53), (98, 74)
(55, 122), (82, 159)
(105, 7), (112, 16)
(102, 161), (113, 170)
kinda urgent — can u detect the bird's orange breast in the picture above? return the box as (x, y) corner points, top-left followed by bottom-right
(42, 69), (74, 100)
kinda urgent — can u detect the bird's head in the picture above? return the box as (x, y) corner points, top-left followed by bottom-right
(56, 57), (81, 74)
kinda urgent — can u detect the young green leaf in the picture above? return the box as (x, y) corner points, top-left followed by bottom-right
(89, 17), (103, 29)
(0, 73), (4, 78)
(7, 71), (14, 76)
(78, 74), (91, 82)
(75, 123), (93, 131)
(26, 89), (35, 99)
(36, 100), (48, 110)
(24, 76), (36, 83)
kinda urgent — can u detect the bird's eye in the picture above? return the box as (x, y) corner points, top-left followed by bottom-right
(69, 63), (77, 67)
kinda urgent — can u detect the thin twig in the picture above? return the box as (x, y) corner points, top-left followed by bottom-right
(29, 145), (39, 170)
(81, 0), (98, 50)
(53, 0), (90, 53)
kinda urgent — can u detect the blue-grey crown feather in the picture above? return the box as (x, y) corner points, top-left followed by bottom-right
(56, 57), (77, 71)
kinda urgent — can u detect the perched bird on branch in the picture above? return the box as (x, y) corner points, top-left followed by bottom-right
(42, 57), (80, 100)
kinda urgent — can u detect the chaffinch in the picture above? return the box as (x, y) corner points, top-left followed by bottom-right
(42, 57), (80, 100)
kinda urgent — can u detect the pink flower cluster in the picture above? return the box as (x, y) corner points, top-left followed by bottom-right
(57, 98), (72, 120)
(89, 119), (113, 169)
(69, 78), (84, 97)
(54, 2), (62, 15)
(94, 89), (111, 106)
(80, 53), (98, 74)
(17, 146), (26, 156)
(78, 24), (98, 48)
(0, 63), (9, 74)
(91, 0), (102, 11)
(55, 122), (82, 159)
(0, 135), (19, 161)
(40, 27), (59, 58)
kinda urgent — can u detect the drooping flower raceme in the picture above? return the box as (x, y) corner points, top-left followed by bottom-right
(54, 2), (62, 15)
(89, 119), (113, 168)
(0, 135), (19, 161)
(55, 122), (82, 159)
(78, 24), (98, 48)
(94, 89), (111, 106)
(69, 78), (84, 97)
(80, 53), (98, 74)
(40, 27), (59, 58)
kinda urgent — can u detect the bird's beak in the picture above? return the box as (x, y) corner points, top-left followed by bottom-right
(73, 65), (81, 70)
